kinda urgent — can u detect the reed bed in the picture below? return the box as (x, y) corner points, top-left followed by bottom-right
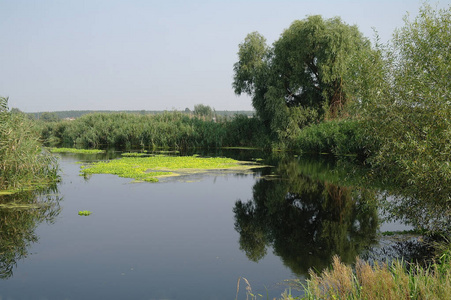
(0, 97), (59, 190)
(38, 111), (268, 150)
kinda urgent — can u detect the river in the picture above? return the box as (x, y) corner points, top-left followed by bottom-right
(0, 150), (428, 300)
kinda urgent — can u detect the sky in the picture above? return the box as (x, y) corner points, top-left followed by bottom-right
(0, 0), (450, 112)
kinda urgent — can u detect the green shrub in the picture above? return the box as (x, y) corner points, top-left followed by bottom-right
(342, 3), (451, 203)
(294, 119), (369, 157)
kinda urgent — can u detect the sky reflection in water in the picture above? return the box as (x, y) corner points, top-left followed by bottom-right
(0, 152), (436, 300)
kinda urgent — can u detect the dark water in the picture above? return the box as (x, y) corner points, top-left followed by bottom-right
(0, 151), (430, 300)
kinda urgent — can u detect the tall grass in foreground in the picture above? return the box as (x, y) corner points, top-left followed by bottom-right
(236, 251), (451, 300)
(0, 97), (59, 190)
(280, 252), (451, 300)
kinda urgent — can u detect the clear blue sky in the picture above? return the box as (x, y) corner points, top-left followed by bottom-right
(1, 0), (449, 112)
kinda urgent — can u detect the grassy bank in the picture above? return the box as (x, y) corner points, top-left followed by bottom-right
(278, 250), (451, 300)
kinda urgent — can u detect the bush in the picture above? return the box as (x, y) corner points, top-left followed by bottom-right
(352, 3), (451, 201)
(294, 119), (369, 157)
(224, 114), (270, 148)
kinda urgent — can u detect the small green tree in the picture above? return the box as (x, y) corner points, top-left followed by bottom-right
(233, 16), (372, 144)
(356, 4), (451, 201)
(193, 104), (214, 120)
(39, 112), (60, 122)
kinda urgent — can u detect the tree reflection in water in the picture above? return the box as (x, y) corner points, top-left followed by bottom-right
(0, 185), (61, 279)
(234, 158), (379, 276)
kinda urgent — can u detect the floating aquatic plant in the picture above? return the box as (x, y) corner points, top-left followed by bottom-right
(121, 152), (149, 157)
(78, 210), (92, 216)
(48, 147), (105, 154)
(80, 155), (265, 182)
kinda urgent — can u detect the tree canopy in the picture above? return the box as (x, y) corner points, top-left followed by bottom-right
(355, 4), (451, 201)
(233, 15), (372, 143)
(193, 104), (214, 119)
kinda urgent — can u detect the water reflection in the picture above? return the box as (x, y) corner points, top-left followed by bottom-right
(234, 158), (379, 276)
(371, 187), (451, 264)
(380, 192), (451, 235)
(0, 185), (61, 279)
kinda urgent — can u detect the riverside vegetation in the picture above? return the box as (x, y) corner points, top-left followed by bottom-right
(0, 97), (59, 191)
(37, 109), (268, 150)
(231, 3), (451, 299)
(3, 2), (450, 299)
(0, 97), (61, 280)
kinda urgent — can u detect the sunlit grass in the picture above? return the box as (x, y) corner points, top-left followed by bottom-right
(277, 252), (451, 300)
(80, 155), (264, 182)
(236, 250), (451, 299)
(121, 152), (149, 157)
(48, 147), (105, 154)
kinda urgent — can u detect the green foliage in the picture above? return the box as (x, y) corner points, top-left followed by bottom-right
(295, 119), (368, 156)
(233, 16), (372, 143)
(224, 114), (271, 148)
(193, 104), (214, 119)
(233, 32), (269, 97)
(38, 112), (60, 122)
(353, 3), (451, 202)
(38, 111), (224, 149)
(27, 109), (254, 120)
(0, 97), (59, 190)
(38, 111), (270, 150)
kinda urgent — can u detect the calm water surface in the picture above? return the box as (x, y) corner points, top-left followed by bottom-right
(0, 151), (415, 300)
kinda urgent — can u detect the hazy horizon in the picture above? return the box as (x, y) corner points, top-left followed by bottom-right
(27, 107), (256, 114)
(1, 0), (450, 113)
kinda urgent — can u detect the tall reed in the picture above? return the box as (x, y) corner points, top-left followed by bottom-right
(0, 97), (58, 190)
(38, 111), (268, 149)
(282, 252), (451, 300)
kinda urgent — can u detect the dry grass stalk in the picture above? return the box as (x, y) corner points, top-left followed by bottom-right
(300, 251), (451, 300)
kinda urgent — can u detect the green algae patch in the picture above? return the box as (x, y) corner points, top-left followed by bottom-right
(78, 210), (92, 216)
(80, 155), (265, 182)
(121, 152), (150, 157)
(48, 147), (105, 154)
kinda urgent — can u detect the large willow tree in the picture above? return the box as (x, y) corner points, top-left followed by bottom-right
(233, 16), (371, 143)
